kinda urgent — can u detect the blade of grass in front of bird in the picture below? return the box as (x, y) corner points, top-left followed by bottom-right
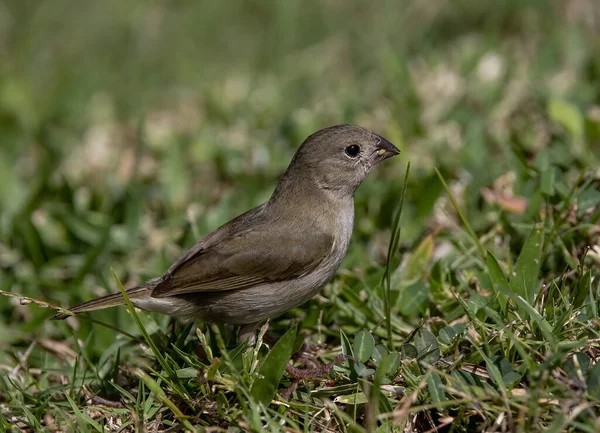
(65, 394), (99, 433)
(112, 270), (189, 402)
(135, 368), (196, 431)
(383, 162), (410, 352)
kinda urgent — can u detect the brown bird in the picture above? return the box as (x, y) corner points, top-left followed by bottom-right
(53, 124), (400, 341)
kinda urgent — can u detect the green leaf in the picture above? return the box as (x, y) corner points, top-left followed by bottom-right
(354, 364), (375, 377)
(486, 251), (509, 314)
(587, 360), (600, 399)
(370, 353), (395, 414)
(65, 394), (96, 433)
(293, 331), (308, 354)
(311, 383), (360, 397)
(564, 352), (591, 378)
(379, 352), (401, 377)
(545, 412), (568, 433)
(175, 367), (198, 379)
(429, 260), (444, 294)
(383, 161), (411, 352)
(548, 98), (584, 138)
(397, 282), (430, 316)
(403, 234), (434, 283)
(334, 392), (368, 405)
(135, 369), (195, 431)
(540, 166), (556, 196)
(251, 326), (296, 406)
(573, 270), (591, 308)
(502, 372), (521, 387)
(510, 294), (555, 343)
(483, 355), (507, 390)
(578, 187), (600, 211)
(438, 326), (457, 345)
(340, 329), (357, 380)
(113, 272), (188, 400)
(510, 223), (544, 303)
(536, 151), (556, 196)
(353, 330), (375, 363)
(414, 329), (440, 365)
(400, 343), (418, 359)
(376, 421), (397, 433)
(206, 358), (220, 382)
(371, 345), (388, 367)
(426, 372), (445, 403)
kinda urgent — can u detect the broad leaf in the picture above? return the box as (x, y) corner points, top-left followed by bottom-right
(353, 330), (375, 363)
(251, 327), (296, 406)
(426, 372), (445, 403)
(486, 251), (509, 314)
(510, 224), (544, 303)
(414, 329), (440, 365)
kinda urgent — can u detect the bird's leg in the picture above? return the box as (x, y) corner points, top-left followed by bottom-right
(237, 321), (263, 345)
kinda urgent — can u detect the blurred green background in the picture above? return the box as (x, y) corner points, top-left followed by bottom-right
(1, 0), (599, 341)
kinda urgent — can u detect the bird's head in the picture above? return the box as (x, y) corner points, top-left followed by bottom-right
(280, 124), (400, 197)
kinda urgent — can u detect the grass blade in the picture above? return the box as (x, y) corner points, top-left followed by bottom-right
(113, 271), (189, 401)
(135, 368), (196, 431)
(383, 162), (410, 351)
(426, 371), (446, 404)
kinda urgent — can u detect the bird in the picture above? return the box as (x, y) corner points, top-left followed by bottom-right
(53, 124), (400, 342)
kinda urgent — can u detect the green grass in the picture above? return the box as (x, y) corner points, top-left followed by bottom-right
(2, 1), (600, 431)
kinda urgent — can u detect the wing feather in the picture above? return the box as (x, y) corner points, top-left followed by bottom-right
(151, 223), (334, 298)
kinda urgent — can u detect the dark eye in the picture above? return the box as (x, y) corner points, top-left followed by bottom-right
(345, 144), (361, 158)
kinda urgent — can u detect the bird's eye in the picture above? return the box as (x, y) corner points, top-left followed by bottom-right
(344, 145), (361, 158)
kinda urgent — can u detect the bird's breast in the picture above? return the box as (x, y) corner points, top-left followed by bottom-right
(297, 202), (354, 295)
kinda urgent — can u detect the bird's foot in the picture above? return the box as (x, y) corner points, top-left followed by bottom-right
(282, 351), (351, 400)
(285, 353), (351, 380)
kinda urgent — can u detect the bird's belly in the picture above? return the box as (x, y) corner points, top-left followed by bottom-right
(164, 254), (341, 325)
(135, 268), (335, 324)
(192, 267), (335, 324)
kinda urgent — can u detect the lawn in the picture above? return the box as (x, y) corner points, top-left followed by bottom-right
(1, 1), (600, 432)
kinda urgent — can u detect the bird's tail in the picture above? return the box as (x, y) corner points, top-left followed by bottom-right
(51, 285), (152, 320)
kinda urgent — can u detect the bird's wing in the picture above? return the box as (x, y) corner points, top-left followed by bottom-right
(151, 222), (335, 298)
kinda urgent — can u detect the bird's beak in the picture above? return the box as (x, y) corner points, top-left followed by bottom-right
(372, 134), (400, 164)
